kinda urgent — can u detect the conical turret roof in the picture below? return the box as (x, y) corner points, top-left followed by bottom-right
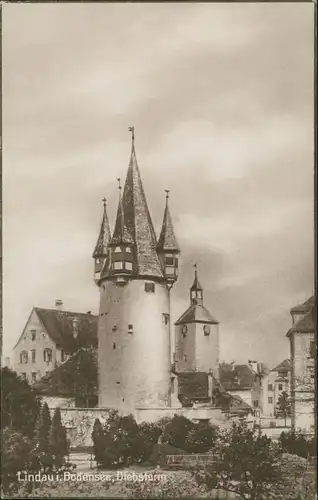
(121, 128), (164, 278)
(157, 191), (180, 252)
(92, 199), (111, 258)
(110, 182), (134, 245)
(190, 265), (203, 291)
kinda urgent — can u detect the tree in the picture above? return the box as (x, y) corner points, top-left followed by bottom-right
(161, 414), (195, 450)
(193, 420), (282, 500)
(49, 407), (69, 469)
(279, 430), (316, 459)
(186, 421), (217, 453)
(35, 402), (52, 469)
(2, 367), (41, 437)
(276, 391), (291, 425)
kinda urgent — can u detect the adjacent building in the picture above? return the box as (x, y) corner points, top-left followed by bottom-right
(262, 359), (291, 417)
(13, 302), (97, 384)
(287, 296), (315, 433)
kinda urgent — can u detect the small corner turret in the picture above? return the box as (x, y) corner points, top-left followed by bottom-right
(92, 197), (111, 284)
(190, 263), (203, 306)
(157, 190), (180, 288)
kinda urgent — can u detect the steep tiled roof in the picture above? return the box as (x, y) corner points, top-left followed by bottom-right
(92, 200), (111, 258)
(286, 302), (316, 337)
(157, 194), (179, 253)
(290, 296), (315, 314)
(175, 304), (219, 325)
(110, 190), (134, 245)
(190, 268), (203, 291)
(34, 348), (98, 397)
(121, 138), (164, 279)
(219, 364), (255, 391)
(35, 308), (97, 351)
(272, 359), (291, 372)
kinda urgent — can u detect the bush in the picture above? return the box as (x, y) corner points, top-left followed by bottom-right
(49, 407), (69, 469)
(279, 430), (316, 459)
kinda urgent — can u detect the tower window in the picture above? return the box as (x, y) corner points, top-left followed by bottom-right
(31, 330), (36, 341)
(125, 262), (133, 271)
(203, 325), (211, 336)
(31, 349), (36, 363)
(165, 257), (174, 266)
(268, 384), (273, 391)
(114, 247), (121, 253)
(162, 314), (170, 325)
(113, 342), (116, 350)
(184, 355), (188, 362)
(126, 247), (132, 253)
(268, 397), (273, 404)
(112, 325), (117, 332)
(114, 261), (124, 270)
(128, 324), (133, 334)
(145, 282), (155, 293)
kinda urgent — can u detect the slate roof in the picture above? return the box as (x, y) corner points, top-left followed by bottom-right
(157, 195), (179, 253)
(272, 359), (291, 372)
(110, 191), (134, 245)
(92, 201), (111, 258)
(290, 295), (315, 314)
(219, 364), (255, 391)
(121, 139), (164, 279)
(34, 348), (98, 397)
(34, 308), (98, 351)
(190, 269), (203, 291)
(175, 304), (219, 325)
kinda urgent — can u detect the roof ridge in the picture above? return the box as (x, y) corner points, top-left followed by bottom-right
(34, 307), (98, 317)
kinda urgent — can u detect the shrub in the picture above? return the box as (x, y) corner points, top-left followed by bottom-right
(49, 407), (69, 469)
(279, 430), (316, 459)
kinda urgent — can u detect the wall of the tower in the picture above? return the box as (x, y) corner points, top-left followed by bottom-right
(195, 323), (219, 377)
(174, 322), (219, 377)
(98, 278), (171, 411)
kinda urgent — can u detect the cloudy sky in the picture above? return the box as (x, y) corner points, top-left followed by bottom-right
(3, 3), (314, 367)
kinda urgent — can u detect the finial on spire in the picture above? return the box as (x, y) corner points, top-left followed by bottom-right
(116, 178), (122, 191)
(128, 126), (135, 143)
(165, 189), (170, 200)
(102, 197), (107, 207)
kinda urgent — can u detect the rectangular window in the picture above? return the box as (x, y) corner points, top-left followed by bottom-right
(125, 262), (133, 271)
(20, 351), (28, 364)
(278, 384), (283, 391)
(114, 247), (121, 253)
(31, 372), (37, 383)
(61, 349), (66, 362)
(253, 400), (259, 408)
(162, 314), (170, 325)
(184, 355), (188, 362)
(43, 348), (52, 363)
(126, 247), (132, 253)
(31, 350), (36, 363)
(145, 282), (155, 293)
(268, 384), (273, 391)
(165, 257), (174, 266)
(128, 324), (133, 334)
(268, 397), (273, 404)
(114, 261), (123, 270)
(31, 330), (36, 341)
(165, 267), (175, 276)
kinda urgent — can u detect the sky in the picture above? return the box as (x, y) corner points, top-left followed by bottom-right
(2, 3), (315, 368)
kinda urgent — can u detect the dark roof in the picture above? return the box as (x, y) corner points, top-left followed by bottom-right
(175, 304), (219, 325)
(110, 192), (134, 245)
(121, 138), (164, 279)
(35, 308), (98, 351)
(286, 304), (316, 337)
(177, 372), (209, 403)
(219, 364), (255, 391)
(190, 269), (203, 291)
(290, 296), (315, 314)
(34, 348), (98, 397)
(92, 201), (111, 258)
(272, 359), (291, 372)
(157, 195), (179, 253)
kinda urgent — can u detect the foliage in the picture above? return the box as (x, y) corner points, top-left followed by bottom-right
(161, 414), (217, 453)
(275, 391), (291, 424)
(49, 407), (69, 469)
(92, 418), (106, 466)
(273, 453), (316, 500)
(1, 367), (41, 437)
(161, 414), (195, 450)
(279, 430), (316, 459)
(193, 420), (282, 500)
(34, 402), (52, 469)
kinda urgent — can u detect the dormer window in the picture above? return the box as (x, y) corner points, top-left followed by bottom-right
(31, 330), (36, 341)
(125, 262), (133, 271)
(114, 247), (121, 253)
(126, 247), (132, 253)
(114, 261), (124, 270)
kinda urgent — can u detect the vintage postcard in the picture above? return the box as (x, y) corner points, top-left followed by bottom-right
(1, 2), (315, 499)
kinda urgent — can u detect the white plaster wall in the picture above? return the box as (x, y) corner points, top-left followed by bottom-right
(195, 323), (219, 376)
(98, 279), (171, 411)
(13, 310), (60, 383)
(175, 323), (196, 372)
(43, 396), (76, 409)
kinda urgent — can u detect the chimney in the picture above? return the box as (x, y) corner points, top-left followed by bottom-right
(55, 299), (63, 311)
(248, 360), (258, 373)
(72, 317), (79, 339)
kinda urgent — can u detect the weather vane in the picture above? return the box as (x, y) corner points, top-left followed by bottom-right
(116, 178), (121, 190)
(165, 189), (170, 199)
(128, 126), (135, 141)
(102, 197), (107, 206)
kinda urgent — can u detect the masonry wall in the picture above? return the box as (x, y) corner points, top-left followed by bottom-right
(175, 323), (196, 372)
(195, 323), (219, 376)
(14, 310), (64, 384)
(98, 279), (171, 412)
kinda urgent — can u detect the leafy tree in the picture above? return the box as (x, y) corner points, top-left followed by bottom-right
(161, 414), (195, 450)
(186, 420), (217, 453)
(275, 391), (291, 425)
(193, 420), (282, 500)
(49, 407), (69, 469)
(2, 367), (41, 437)
(279, 430), (316, 459)
(35, 402), (52, 470)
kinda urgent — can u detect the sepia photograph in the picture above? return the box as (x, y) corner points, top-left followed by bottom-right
(1, 2), (316, 499)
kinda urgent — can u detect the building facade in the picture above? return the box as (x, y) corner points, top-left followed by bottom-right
(262, 359), (291, 417)
(13, 303), (97, 384)
(287, 296), (315, 433)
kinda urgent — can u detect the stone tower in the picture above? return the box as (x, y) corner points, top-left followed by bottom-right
(93, 128), (180, 412)
(174, 265), (219, 377)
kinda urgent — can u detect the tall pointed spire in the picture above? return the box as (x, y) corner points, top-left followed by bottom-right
(93, 197), (111, 258)
(121, 127), (164, 278)
(157, 190), (180, 252)
(111, 178), (134, 245)
(190, 263), (203, 305)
